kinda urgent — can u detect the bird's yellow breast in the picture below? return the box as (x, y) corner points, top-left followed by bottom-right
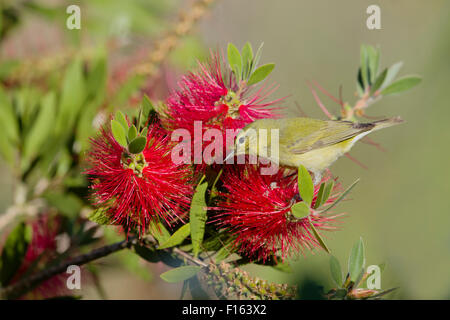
(279, 133), (367, 172)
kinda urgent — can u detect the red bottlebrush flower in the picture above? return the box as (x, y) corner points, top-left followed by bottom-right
(85, 121), (193, 234)
(8, 214), (70, 299)
(163, 52), (283, 168)
(213, 164), (342, 261)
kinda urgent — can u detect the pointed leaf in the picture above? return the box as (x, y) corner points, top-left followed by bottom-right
(111, 120), (128, 147)
(348, 237), (365, 282)
(360, 45), (369, 88)
(251, 42), (264, 72)
(128, 125), (138, 142)
(158, 223), (191, 249)
(128, 136), (147, 154)
(55, 58), (86, 134)
(320, 179), (359, 214)
(380, 61), (403, 90)
(247, 63), (275, 85)
(86, 55), (107, 99)
(330, 256), (343, 286)
(313, 183), (325, 209)
(160, 266), (201, 283)
(142, 95), (154, 117)
(357, 68), (364, 96)
(366, 45), (379, 84)
(370, 68), (387, 96)
(309, 217), (330, 254)
(291, 202), (310, 219)
(241, 42), (253, 79)
(115, 111), (129, 131)
(381, 76), (421, 96)
(298, 165), (314, 205)
(322, 181), (335, 204)
(23, 92), (56, 160)
(227, 43), (242, 78)
(190, 178), (208, 257)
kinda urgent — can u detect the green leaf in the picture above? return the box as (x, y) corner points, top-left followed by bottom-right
(314, 181), (334, 209)
(247, 63), (274, 86)
(320, 179), (359, 214)
(330, 256), (343, 286)
(148, 220), (171, 245)
(115, 111), (129, 131)
(297, 165), (314, 206)
(128, 125), (138, 142)
(313, 183), (325, 209)
(366, 45), (379, 84)
(380, 61), (403, 90)
(142, 94), (154, 118)
(0, 222), (32, 286)
(380, 76), (421, 96)
(86, 55), (107, 99)
(55, 58), (86, 134)
(227, 43), (242, 79)
(309, 217), (330, 254)
(360, 45), (369, 89)
(158, 223), (191, 249)
(241, 42), (253, 79)
(128, 136), (147, 154)
(160, 266), (202, 283)
(291, 202), (310, 219)
(190, 178), (208, 257)
(251, 43), (264, 72)
(88, 209), (110, 225)
(370, 68), (387, 96)
(23, 92), (56, 161)
(322, 181), (334, 204)
(111, 119), (127, 147)
(348, 237), (365, 282)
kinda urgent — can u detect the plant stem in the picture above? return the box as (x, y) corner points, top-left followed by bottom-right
(0, 236), (208, 299)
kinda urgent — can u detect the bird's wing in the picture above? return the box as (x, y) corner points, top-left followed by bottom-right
(282, 119), (374, 154)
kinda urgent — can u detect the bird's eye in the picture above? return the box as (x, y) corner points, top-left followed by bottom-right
(238, 137), (245, 144)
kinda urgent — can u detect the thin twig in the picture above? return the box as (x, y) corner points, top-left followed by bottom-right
(0, 237), (136, 299)
(0, 234), (208, 299)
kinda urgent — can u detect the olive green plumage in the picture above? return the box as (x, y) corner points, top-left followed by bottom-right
(230, 116), (404, 183)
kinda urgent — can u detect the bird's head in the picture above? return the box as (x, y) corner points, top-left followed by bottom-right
(224, 120), (273, 162)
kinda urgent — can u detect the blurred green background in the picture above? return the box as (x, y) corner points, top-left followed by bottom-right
(1, 0), (449, 299)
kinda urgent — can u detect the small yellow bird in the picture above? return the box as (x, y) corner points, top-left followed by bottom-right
(227, 116), (404, 183)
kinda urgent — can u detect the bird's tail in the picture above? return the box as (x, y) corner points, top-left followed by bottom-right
(371, 116), (404, 132)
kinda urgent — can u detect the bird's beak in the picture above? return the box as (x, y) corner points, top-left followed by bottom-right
(223, 150), (235, 163)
